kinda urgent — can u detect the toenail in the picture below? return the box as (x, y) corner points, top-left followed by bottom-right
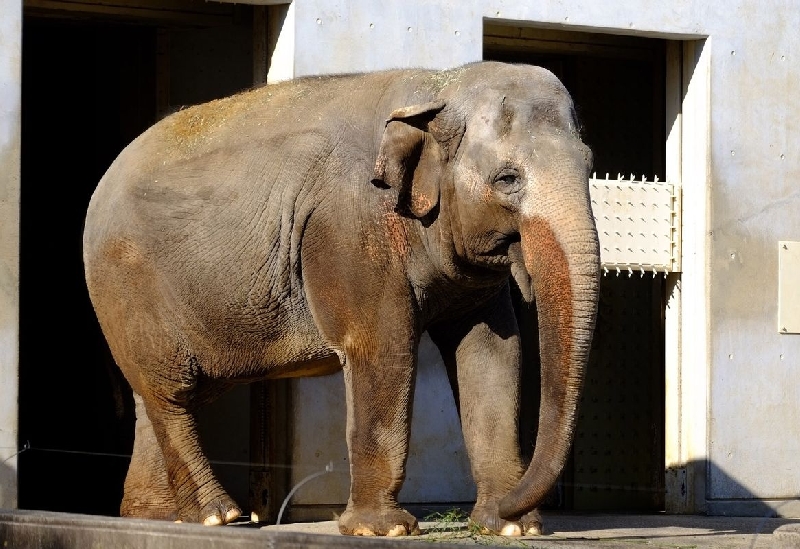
(386, 525), (407, 537)
(203, 515), (222, 526)
(526, 524), (543, 536)
(500, 523), (522, 536)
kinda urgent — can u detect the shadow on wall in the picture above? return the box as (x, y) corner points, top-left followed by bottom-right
(663, 459), (795, 520)
(704, 460), (799, 518)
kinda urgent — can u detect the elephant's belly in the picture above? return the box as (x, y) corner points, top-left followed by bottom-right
(220, 345), (341, 382)
(268, 354), (342, 379)
(196, 307), (340, 381)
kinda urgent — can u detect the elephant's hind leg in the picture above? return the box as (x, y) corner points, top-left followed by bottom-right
(93, 249), (240, 525)
(121, 393), (177, 521)
(121, 342), (239, 524)
(141, 389), (242, 526)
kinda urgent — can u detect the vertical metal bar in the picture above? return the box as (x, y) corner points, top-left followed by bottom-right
(653, 40), (667, 181)
(651, 275), (667, 511)
(155, 29), (170, 119)
(249, 378), (293, 524)
(253, 6), (268, 86)
(249, 382), (270, 523)
(663, 40), (685, 513)
(664, 273), (684, 511)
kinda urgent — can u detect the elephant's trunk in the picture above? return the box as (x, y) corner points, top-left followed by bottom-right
(499, 189), (600, 521)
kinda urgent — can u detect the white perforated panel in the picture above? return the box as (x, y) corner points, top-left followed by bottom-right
(590, 176), (681, 275)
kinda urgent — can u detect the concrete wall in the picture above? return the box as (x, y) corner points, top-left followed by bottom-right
(280, 0), (800, 515)
(0, 0), (21, 510)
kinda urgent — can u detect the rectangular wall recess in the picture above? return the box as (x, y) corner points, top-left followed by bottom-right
(778, 241), (800, 334)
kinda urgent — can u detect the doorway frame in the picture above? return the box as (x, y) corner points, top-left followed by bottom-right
(663, 38), (711, 514)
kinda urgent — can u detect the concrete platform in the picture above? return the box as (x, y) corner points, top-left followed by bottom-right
(263, 513), (800, 548)
(2, 509), (799, 549)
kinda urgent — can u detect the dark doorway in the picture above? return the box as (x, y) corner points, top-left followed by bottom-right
(18, 7), (255, 515)
(19, 18), (157, 515)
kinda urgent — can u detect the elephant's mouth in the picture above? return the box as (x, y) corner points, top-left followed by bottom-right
(475, 232), (521, 269)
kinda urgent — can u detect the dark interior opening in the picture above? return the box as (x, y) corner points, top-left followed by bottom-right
(19, 19), (156, 515)
(485, 24), (668, 512)
(19, 10), (254, 516)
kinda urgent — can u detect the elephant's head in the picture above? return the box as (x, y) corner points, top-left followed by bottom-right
(372, 62), (600, 521)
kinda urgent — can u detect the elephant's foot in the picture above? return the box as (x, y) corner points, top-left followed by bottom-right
(124, 479), (240, 526)
(521, 508), (543, 535)
(469, 502), (543, 536)
(121, 482), (178, 521)
(338, 506), (420, 536)
(120, 499), (178, 522)
(195, 492), (242, 526)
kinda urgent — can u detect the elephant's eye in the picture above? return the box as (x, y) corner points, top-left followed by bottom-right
(492, 168), (522, 193)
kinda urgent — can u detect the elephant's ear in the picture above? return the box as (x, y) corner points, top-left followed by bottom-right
(372, 100), (462, 219)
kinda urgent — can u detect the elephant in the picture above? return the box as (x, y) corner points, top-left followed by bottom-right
(82, 60), (600, 537)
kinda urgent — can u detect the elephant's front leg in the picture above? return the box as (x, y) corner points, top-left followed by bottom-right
(337, 337), (421, 537)
(429, 285), (541, 536)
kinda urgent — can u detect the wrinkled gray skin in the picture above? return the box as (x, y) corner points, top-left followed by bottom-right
(83, 61), (600, 536)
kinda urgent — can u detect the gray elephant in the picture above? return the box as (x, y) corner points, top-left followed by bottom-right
(82, 60), (600, 537)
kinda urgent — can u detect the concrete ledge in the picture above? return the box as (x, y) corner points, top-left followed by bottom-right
(267, 513), (800, 548)
(4, 509), (800, 549)
(774, 523), (800, 547)
(0, 509), (473, 549)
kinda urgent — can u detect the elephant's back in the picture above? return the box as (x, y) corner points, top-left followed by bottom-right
(142, 70), (424, 163)
(84, 77), (344, 249)
(82, 67), (440, 333)
(82, 73), (399, 372)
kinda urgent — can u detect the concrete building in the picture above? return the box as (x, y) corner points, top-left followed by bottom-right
(0, 0), (797, 523)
